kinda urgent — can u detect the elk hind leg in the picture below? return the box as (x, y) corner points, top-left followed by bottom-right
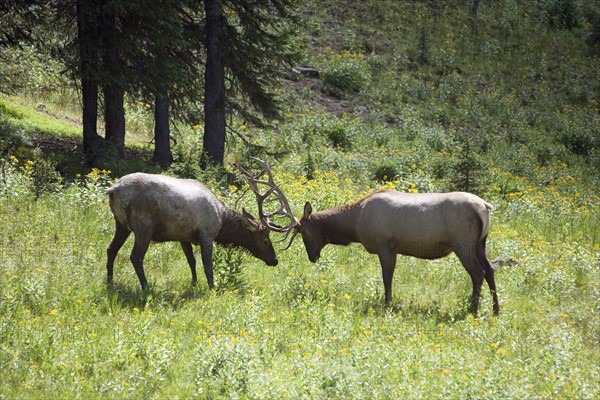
(180, 242), (198, 286)
(377, 249), (397, 306)
(107, 221), (131, 285)
(477, 236), (500, 315)
(130, 228), (152, 290)
(454, 244), (485, 316)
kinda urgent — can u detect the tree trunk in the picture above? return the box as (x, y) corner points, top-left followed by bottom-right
(101, 0), (125, 156)
(76, 0), (104, 164)
(153, 90), (172, 168)
(81, 71), (99, 153)
(202, 0), (226, 167)
(103, 85), (125, 156)
(471, 0), (480, 16)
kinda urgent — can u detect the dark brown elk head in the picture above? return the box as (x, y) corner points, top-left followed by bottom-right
(297, 201), (325, 262)
(238, 208), (279, 266)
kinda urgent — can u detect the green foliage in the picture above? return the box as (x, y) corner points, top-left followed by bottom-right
(304, 147), (316, 180)
(29, 148), (60, 197)
(0, 115), (31, 154)
(373, 161), (398, 182)
(417, 27), (431, 65)
(545, 0), (580, 30)
(554, 109), (600, 156)
(213, 247), (246, 292)
(168, 141), (203, 179)
(0, 46), (77, 108)
(318, 51), (371, 95)
(125, 99), (155, 136)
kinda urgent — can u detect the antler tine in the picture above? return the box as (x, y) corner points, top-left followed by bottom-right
(234, 186), (251, 209)
(233, 158), (299, 245)
(252, 157), (298, 230)
(279, 226), (299, 250)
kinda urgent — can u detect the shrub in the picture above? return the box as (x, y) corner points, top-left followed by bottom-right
(325, 123), (351, 149)
(318, 51), (371, 95)
(373, 161), (399, 182)
(545, 0), (580, 30)
(0, 117), (31, 154)
(300, 113), (357, 150)
(554, 110), (600, 156)
(30, 148), (60, 197)
(167, 129), (203, 179)
(213, 246), (246, 292)
(559, 126), (600, 157)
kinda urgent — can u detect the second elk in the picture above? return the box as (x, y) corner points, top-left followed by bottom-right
(237, 159), (499, 316)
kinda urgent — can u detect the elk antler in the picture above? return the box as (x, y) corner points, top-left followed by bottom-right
(233, 158), (299, 249)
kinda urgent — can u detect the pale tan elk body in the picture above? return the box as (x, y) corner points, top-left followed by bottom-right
(298, 191), (499, 315)
(106, 173), (278, 290)
(235, 158), (498, 315)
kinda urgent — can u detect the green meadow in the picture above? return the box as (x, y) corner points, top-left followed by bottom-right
(1, 1), (599, 398)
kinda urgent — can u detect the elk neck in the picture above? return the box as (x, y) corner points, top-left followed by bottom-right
(215, 208), (254, 249)
(312, 203), (360, 246)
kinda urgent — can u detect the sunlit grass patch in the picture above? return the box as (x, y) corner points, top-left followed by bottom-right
(1, 95), (80, 139)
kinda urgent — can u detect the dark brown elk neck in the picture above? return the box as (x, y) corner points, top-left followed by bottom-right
(312, 203), (360, 246)
(215, 209), (253, 248)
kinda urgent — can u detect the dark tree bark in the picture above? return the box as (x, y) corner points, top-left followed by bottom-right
(101, 1), (125, 156)
(76, 0), (103, 162)
(81, 65), (99, 151)
(153, 89), (172, 168)
(103, 85), (125, 155)
(471, 0), (480, 16)
(202, 0), (226, 167)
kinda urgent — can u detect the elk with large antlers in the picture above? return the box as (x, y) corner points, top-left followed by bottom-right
(106, 172), (278, 290)
(236, 159), (499, 316)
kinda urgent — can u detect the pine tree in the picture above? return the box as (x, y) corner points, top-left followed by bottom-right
(202, 0), (301, 166)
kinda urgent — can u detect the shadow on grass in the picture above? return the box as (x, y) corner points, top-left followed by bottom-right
(359, 296), (474, 323)
(30, 134), (161, 181)
(102, 282), (214, 312)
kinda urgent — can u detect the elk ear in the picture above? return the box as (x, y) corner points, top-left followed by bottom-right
(241, 208), (259, 231)
(303, 202), (313, 218)
(242, 208), (257, 221)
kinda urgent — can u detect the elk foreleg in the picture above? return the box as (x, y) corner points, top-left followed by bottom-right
(129, 225), (152, 290)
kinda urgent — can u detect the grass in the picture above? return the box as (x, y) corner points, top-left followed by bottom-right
(1, 0), (600, 398)
(1, 159), (598, 398)
(0, 94), (81, 139)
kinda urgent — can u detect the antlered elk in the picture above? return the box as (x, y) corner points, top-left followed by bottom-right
(106, 172), (278, 290)
(236, 159), (499, 316)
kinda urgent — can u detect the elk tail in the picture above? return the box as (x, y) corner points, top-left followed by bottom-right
(107, 187), (129, 228)
(479, 201), (493, 241)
